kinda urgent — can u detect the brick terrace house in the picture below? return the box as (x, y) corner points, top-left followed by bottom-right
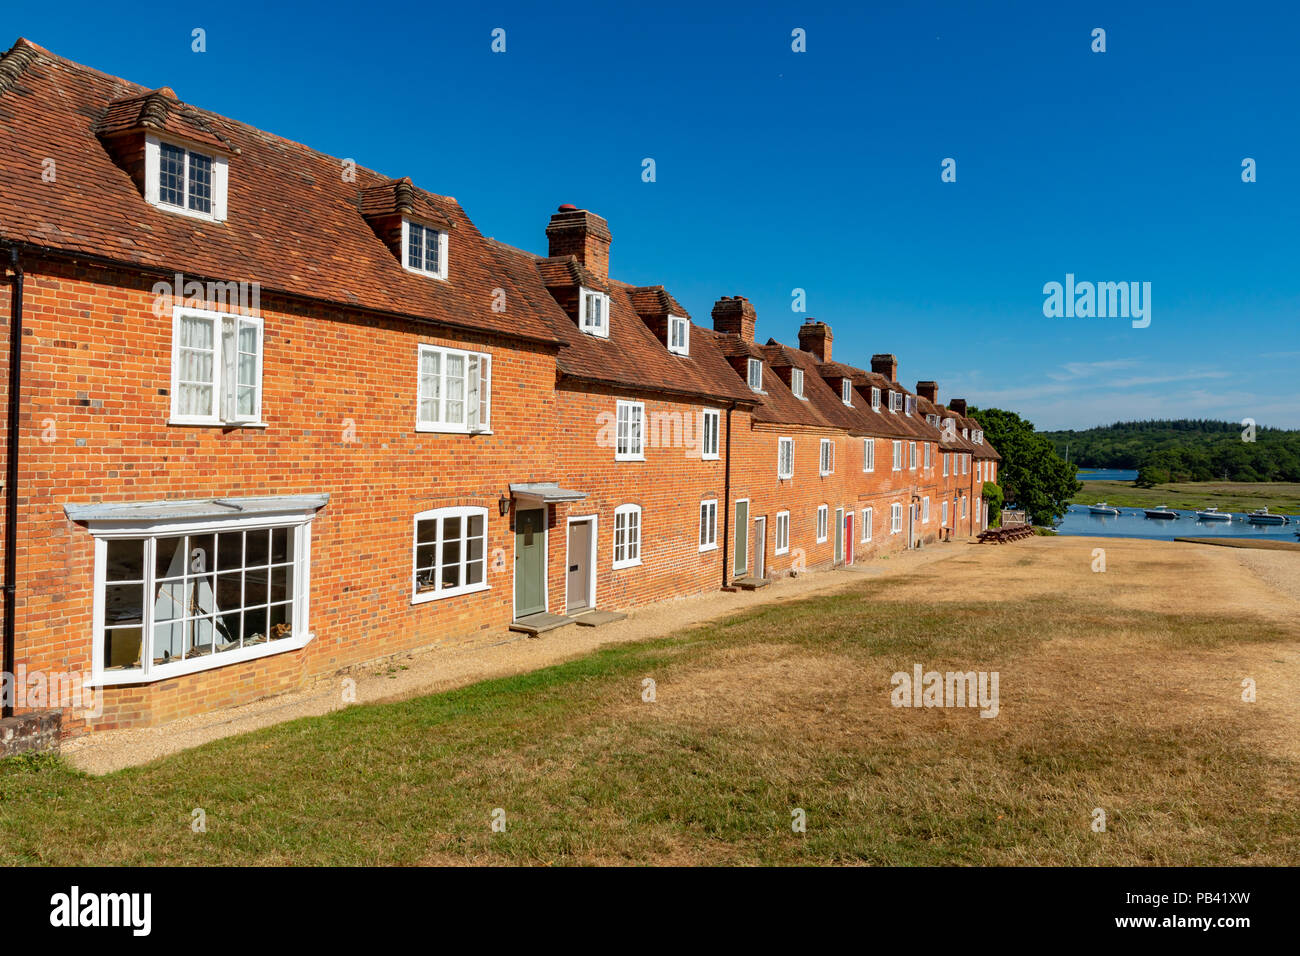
(0, 39), (1000, 735)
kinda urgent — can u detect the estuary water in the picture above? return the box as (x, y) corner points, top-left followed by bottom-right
(1055, 504), (1297, 541)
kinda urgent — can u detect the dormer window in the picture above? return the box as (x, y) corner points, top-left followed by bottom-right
(962, 427), (969, 439)
(747, 358), (763, 391)
(905, 395), (916, 417)
(871, 387), (881, 411)
(889, 391), (903, 413)
(841, 379), (853, 406)
(791, 367), (805, 399)
(403, 220), (448, 279)
(667, 315), (689, 355)
(145, 137), (227, 222)
(580, 287), (610, 338)
(974, 430), (984, 444)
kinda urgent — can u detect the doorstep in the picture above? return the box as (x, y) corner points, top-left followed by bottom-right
(726, 577), (772, 591)
(508, 612), (575, 636)
(570, 609), (628, 628)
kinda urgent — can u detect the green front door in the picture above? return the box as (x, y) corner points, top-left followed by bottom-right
(514, 508), (546, 617)
(734, 500), (749, 577)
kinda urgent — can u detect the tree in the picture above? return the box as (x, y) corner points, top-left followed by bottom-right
(968, 407), (1081, 526)
(982, 480), (1004, 527)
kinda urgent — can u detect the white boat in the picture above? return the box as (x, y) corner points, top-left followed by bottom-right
(1194, 507), (1232, 521)
(1247, 508), (1288, 526)
(1088, 502), (1120, 516)
(1143, 505), (1179, 520)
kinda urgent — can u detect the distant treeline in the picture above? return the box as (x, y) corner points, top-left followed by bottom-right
(1040, 419), (1300, 483)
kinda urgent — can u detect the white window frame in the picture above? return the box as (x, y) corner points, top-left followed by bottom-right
(944, 452), (950, 477)
(961, 495), (968, 518)
(819, 438), (834, 476)
(925, 442), (932, 470)
(612, 504), (643, 569)
(401, 219), (449, 279)
(842, 379), (853, 406)
(775, 511), (790, 555)
(890, 503), (903, 534)
(701, 408), (720, 460)
(615, 400), (646, 461)
(699, 499), (718, 552)
(909, 441), (917, 470)
(412, 506), (490, 604)
(816, 505), (828, 543)
(580, 287), (611, 338)
(777, 437), (794, 480)
(976, 496), (982, 528)
(791, 367), (805, 399)
(905, 394), (916, 417)
(942, 499), (950, 526)
(863, 438), (875, 472)
(890, 391), (903, 413)
(416, 343), (492, 434)
(922, 496), (931, 523)
(892, 440), (903, 471)
(144, 135), (228, 222)
(861, 507), (873, 542)
(871, 387), (881, 411)
(963, 454), (969, 475)
(747, 358), (763, 391)
(169, 305), (264, 427)
(88, 509), (316, 687)
(668, 315), (690, 356)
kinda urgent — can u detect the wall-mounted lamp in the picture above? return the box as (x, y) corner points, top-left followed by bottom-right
(498, 493), (511, 517)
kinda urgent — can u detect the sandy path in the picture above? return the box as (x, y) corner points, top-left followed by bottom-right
(63, 540), (965, 774)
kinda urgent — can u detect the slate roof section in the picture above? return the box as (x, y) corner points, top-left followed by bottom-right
(0, 38), (559, 347)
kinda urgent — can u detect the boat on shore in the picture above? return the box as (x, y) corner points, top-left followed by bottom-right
(1088, 502), (1120, 516)
(1194, 507), (1233, 521)
(1143, 505), (1179, 520)
(1246, 508), (1288, 526)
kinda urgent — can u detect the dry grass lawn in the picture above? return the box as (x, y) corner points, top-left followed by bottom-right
(2, 536), (1298, 865)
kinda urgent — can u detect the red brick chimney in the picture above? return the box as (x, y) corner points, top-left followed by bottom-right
(545, 204), (611, 279)
(871, 353), (898, 382)
(711, 296), (757, 342)
(948, 398), (967, 416)
(915, 381), (939, 403)
(797, 319), (832, 362)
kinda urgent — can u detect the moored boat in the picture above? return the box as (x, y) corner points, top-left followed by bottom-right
(1246, 508), (1288, 526)
(1088, 502), (1120, 516)
(1143, 505), (1179, 520)
(1194, 507), (1232, 521)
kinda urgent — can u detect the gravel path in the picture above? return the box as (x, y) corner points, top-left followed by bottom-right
(63, 541), (966, 774)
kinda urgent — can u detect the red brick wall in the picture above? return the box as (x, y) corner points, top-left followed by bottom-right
(9, 257), (560, 732)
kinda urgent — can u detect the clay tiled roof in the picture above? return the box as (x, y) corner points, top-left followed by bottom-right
(486, 239), (756, 405)
(0, 38), (559, 346)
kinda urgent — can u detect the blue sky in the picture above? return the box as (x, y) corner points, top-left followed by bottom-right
(7, 0), (1299, 429)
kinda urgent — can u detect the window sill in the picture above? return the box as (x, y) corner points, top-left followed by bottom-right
(150, 200), (223, 224)
(612, 558), (643, 570)
(169, 418), (269, 428)
(614, 455), (646, 463)
(698, 543), (718, 553)
(415, 423), (493, 435)
(702, 453), (720, 462)
(412, 582), (490, 605)
(401, 264), (448, 280)
(774, 547), (789, 557)
(89, 628), (314, 687)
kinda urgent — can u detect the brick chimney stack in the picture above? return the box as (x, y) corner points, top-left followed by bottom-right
(949, 398), (968, 416)
(916, 381), (939, 403)
(871, 353), (898, 382)
(797, 319), (832, 362)
(545, 204), (611, 279)
(711, 296), (757, 342)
